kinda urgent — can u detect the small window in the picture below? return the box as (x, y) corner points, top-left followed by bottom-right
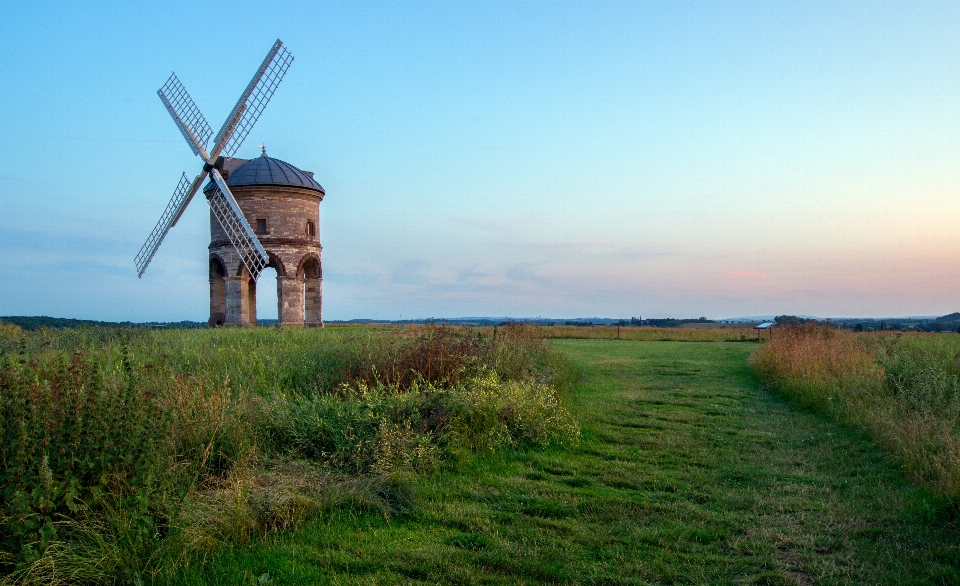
(306, 221), (315, 236)
(256, 219), (267, 234)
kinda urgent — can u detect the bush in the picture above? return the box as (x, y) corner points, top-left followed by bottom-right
(266, 372), (578, 475)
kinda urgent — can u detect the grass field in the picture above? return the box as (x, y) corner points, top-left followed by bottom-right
(169, 340), (960, 585)
(538, 325), (757, 342)
(753, 326), (960, 501)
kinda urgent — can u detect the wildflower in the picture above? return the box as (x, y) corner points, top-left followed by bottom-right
(39, 454), (53, 492)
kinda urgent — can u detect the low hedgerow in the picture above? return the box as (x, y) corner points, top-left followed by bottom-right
(752, 324), (960, 500)
(0, 323), (578, 584)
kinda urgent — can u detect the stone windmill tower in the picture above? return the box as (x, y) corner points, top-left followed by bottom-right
(204, 150), (325, 327)
(134, 40), (326, 328)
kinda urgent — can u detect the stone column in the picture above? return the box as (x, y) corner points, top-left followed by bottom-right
(247, 278), (257, 326)
(304, 277), (322, 327)
(278, 276), (304, 327)
(224, 276), (252, 327)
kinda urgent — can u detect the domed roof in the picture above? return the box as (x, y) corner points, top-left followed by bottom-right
(203, 153), (324, 195)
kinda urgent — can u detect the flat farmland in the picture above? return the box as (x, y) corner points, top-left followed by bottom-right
(174, 340), (959, 585)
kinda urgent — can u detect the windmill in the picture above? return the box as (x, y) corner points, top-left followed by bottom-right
(134, 39), (294, 279)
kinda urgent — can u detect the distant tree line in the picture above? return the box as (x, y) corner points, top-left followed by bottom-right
(772, 313), (960, 334)
(0, 316), (207, 331)
(634, 317), (712, 328)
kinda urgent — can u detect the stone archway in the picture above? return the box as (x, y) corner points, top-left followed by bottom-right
(276, 254), (303, 327)
(221, 263), (258, 326)
(256, 265), (279, 325)
(218, 254), (307, 327)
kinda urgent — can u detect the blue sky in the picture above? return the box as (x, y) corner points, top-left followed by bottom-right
(1, 1), (959, 321)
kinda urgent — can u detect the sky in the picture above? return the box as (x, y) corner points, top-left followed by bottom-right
(1, 0), (959, 321)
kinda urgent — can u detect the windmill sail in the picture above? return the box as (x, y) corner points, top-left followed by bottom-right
(207, 168), (269, 278)
(135, 173), (192, 277)
(157, 73), (213, 158)
(211, 39), (294, 158)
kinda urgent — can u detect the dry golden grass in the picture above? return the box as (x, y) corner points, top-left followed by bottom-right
(752, 325), (960, 500)
(753, 324), (882, 388)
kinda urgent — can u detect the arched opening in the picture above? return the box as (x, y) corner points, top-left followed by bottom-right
(256, 266), (279, 326)
(209, 257), (226, 327)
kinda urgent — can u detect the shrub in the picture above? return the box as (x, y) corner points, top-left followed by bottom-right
(265, 371), (578, 476)
(336, 323), (551, 390)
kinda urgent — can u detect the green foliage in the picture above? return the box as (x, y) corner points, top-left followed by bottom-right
(0, 324), (575, 583)
(0, 346), (174, 567)
(265, 372), (578, 477)
(879, 335), (960, 417)
(773, 314), (813, 326)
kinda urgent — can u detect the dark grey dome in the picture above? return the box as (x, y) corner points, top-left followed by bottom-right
(203, 154), (324, 195)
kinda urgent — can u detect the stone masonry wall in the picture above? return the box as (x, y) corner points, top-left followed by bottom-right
(209, 184), (324, 327)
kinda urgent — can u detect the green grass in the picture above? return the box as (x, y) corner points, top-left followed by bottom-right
(169, 340), (960, 585)
(0, 324), (573, 583)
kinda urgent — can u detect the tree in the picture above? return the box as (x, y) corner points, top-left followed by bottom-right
(774, 315), (810, 327)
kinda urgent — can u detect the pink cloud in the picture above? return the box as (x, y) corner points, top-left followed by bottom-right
(728, 270), (767, 279)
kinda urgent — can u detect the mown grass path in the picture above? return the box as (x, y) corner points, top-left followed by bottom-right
(177, 341), (960, 585)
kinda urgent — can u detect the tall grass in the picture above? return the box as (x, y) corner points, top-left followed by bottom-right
(752, 324), (960, 500)
(0, 324), (577, 584)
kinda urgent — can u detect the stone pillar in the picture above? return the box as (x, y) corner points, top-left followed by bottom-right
(278, 276), (304, 327)
(209, 277), (226, 327)
(304, 277), (322, 327)
(224, 276), (252, 327)
(247, 278), (257, 326)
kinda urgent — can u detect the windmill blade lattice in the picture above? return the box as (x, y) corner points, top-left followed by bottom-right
(211, 40), (294, 158)
(136, 39), (291, 279)
(135, 173), (192, 277)
(207, 169), (269, 278)
(158, 74), (213, 158)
